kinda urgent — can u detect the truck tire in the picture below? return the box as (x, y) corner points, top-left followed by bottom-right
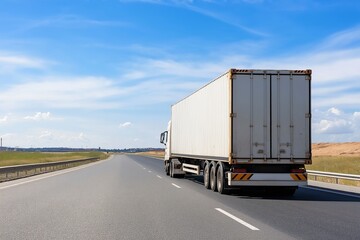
(204, 161), (210, 189)
(170, 160), (174, 178)
(210, 162), (217, 192)
(216, 162), (228, 194)
(165, 161), (170, 176)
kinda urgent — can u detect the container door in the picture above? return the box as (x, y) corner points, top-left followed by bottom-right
(232, 74), (271, 159)
(271, 74), (310, 159)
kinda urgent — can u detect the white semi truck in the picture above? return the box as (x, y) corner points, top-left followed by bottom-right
(160, 69), (311, 195)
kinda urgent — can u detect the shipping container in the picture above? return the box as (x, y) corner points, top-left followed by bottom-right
(160, 69), (312, 195)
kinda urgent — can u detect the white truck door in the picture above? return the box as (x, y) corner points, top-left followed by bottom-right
(271, 74), (310, 159)
(232, 73), (271, 159)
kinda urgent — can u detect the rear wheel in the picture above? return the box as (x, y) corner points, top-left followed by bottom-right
(165, 161), (170, 176)
(210, 162), (217, 192)
(216, 162), (228, 194)
(170, 160), (174, 178)
(204, 161), (210, 189)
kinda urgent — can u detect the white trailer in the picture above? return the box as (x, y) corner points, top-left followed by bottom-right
(160, 69), (311, 195)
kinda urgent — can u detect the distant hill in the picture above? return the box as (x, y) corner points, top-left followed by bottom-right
(312, 142), (360, 156)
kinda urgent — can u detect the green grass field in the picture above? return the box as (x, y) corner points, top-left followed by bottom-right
(0, 151), (109, 167)
(307, 156), (360, 175)
(307, 156), (360, 187)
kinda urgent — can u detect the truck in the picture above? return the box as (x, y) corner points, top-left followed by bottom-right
(160, 69), (311, 195)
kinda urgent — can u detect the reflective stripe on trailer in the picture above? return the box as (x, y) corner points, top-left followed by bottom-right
(228, 172), (307, 186)
(290, 173), (307, 181)
(231, 173), (253, 181)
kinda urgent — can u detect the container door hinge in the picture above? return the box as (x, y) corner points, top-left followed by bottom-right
(230, 113), (237, 118)
(305, 113), (311, 118)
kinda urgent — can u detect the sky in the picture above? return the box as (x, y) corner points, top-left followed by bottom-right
(0, 0), (360, 149)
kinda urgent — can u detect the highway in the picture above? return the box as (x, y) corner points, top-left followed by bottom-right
(0, 155), (359, 240)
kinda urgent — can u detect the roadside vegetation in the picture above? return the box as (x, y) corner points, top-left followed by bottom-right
(307, 156), (360, 187)
(0, 151), (109, 167)
(134, 150), (164, 159)
(307, 156), (360, 175)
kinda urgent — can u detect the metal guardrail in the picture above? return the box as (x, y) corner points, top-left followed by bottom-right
(0, 157), (99, 182)
(307, 170), (360, 184)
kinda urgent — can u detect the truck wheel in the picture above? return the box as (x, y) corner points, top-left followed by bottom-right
(170, 160), (174, 178)
(165, 161), (170, 176)
(216, 162), (228, 194)
(204, 161), (210, 189)
(210, 162), (217, 192)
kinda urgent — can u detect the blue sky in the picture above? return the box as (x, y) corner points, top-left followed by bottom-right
(1, 0), (360, 148)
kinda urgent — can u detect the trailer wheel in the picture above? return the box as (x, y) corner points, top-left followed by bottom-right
(216, 162), (228, 194)
(210, 162), (217, 192)
(165, 161), (170, 176)
(204, 161), (210, 189)
(170, 160), (174, 178)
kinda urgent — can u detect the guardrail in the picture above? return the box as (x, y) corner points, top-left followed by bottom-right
(307, 170), (360, 184)
(0, 157), (100, 182)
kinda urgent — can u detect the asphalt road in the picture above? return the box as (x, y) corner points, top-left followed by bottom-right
(0, 155), (359, 240)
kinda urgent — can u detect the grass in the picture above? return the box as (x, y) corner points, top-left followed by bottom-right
(307, 156), (360, 187)
(0, 151), (109, 167)
(307, 156), (360, 175)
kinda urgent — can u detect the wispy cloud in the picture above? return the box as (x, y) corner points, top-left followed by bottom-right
(24, 112), (52, 121)
(0, 76), (123, 110)
(319, 25), (360, 50)
(118, 0), (267, 36)
(119, 122), (132, 128)
(18, 15), (129, 31)
(0, 115), (8, 123)
(0, 53), (49, 70)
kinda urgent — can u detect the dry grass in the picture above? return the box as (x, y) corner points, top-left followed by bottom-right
(134, 150), (165, 159)
(0, 152), (109, 167)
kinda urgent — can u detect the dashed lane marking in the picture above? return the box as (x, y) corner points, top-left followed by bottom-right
(215, 208), (260, 231)
(172, 183), (181, 189)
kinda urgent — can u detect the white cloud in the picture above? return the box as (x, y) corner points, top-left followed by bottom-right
(315, 119), (353, 134)
(313, 107), (360, 142)
(327, 107), (341, 116)
(354, 112), (360, 119)
(321, 25), (360, 50)
(0, 115), (8, 123)
(0, 76), (123, 110)
(24, 112), (52, 121)
(119, 122), (132, 128)
(0, 53), (49, 70)
(39, 130), (53, 139)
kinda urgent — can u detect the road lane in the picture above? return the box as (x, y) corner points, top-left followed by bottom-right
(0, 154), (292, 240)
(131, 155), (360, 240)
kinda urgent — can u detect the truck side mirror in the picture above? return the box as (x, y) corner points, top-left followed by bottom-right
(160, 131), (168, 145)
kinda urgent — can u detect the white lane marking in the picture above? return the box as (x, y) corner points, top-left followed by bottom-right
(148, 170), (152, 173)
(172, 183), (181, 189)
(215, 208), (260, 231)
(143, 168), (146, 170)
(157, 175), (162, 179)
(0, 160), (105, 191)
(301, 186), (360, 199)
